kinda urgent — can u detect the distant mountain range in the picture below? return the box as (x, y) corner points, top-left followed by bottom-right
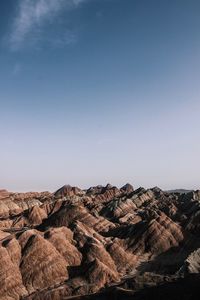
(0, 184), (200, 299)
(165, 188), (193, 194)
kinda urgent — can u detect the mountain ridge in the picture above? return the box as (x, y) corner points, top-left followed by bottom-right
(0, 183), (200, 299)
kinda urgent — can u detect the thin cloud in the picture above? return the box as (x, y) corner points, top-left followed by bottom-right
(10, 0), (87, 50)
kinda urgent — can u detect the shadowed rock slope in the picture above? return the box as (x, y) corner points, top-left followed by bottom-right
(0, 184), (200, 299)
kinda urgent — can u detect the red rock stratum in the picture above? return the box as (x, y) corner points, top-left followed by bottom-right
(0, 184), (199, 299)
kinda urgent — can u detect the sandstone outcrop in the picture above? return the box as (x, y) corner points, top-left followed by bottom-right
(0, 184), (199, 299)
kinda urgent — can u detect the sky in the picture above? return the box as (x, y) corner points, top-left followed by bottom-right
(0, 0), (200, 192)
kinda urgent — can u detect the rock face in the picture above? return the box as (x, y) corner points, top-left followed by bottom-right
(179, 248), (200, 274)
(0, 184), (200, 299)
(20, 234), (68, 294)
(0, 246), (27, 300)
(54, 185), (83, 198)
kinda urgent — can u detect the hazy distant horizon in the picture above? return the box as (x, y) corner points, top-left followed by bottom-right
(1, 0), (200, 191)
(1, 182), (197, 194)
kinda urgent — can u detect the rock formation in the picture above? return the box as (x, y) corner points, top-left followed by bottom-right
(0, 184), (200, 299)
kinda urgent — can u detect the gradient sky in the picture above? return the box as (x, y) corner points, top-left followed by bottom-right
(0, 0), (200, 192)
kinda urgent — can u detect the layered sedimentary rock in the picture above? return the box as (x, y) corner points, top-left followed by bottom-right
(0, 184), (200, 299)
(0, 246), (27, 300)
(20, 234), (68, 294)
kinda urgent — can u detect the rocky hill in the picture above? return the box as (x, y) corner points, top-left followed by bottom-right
(0, 184), (200, 299)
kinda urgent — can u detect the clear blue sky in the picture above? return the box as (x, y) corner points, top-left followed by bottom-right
(0, 0), (200, 191)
